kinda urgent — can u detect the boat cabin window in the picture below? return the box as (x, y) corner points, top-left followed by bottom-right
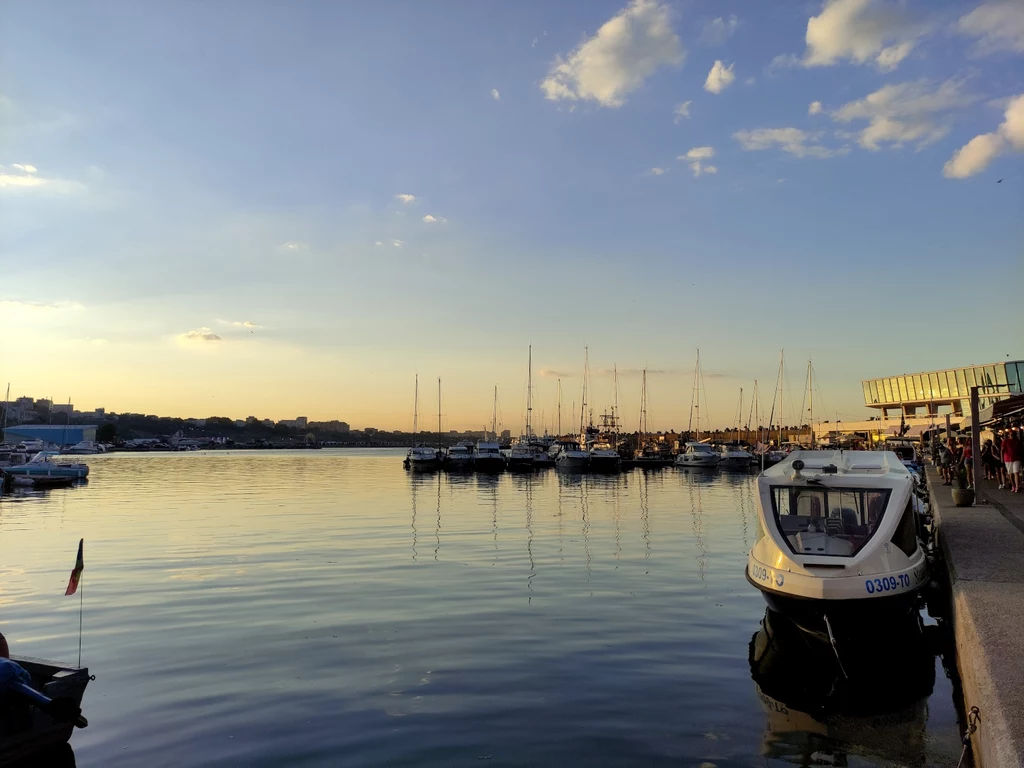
(770, 485), (892, 557)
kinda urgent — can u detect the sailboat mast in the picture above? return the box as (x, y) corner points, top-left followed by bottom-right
(808, 360), (814, 449)
(557, 379), (562, 436)
(778, 350), (785, 446)
(613, 364), (620, 440)
(438, 378), (442, 450)
(640, 368), (648, 447)
(412, 374), (419, 448)
(526, 345), (533, 438)
(579, 347), (589, 440)
(491, 385), (498, 440)
(695, 349), (701, 442)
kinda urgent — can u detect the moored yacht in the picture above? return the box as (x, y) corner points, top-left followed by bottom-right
(445, 441), (475, 471)
(474, 441), (506, 473)
(746, 451), (929, 636)
(587, 441), (621, 473)
(406, 445), (441, 471)
(675, 442), (720, 468)
(2, 451), (89, 480)
(507, 441), (535, 472)
(719, 443), (753, 470)
(553, 439), (588, 471)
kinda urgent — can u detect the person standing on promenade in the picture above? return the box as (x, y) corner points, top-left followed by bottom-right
(939, 439), (955, 485)
(960, 437), (974, 488)
(981, 439), (1000, 481)
(1003, 428), (1022, 493)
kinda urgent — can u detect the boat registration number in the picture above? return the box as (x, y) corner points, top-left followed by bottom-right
(864, 574), (912, 594)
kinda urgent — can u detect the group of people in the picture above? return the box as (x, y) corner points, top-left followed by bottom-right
(936, 427), (1022, 493)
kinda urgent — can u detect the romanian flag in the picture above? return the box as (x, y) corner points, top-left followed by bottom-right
(65, 539), (84, 596)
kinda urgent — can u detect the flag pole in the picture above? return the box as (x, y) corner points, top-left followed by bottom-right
(78, 574), (83, 667)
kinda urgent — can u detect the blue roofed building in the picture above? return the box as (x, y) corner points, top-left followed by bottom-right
(3, 424), (97, 448)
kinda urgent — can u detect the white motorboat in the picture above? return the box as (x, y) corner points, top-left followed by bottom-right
(15, 440), (45, 453)
(553, 440), (588, 471)
(2, 451), (89, 480)
(675, 442), (720, 468)
(474, 441), (506, 473)
(406, 445), (441, 471)
(719, 443), (753, 470)
(508, 441), (535, 472)
(445, 441), (474, 471)
(587, 441), (621, 473)
(746, 451), (929, 636)
(63, 441), (106, 455)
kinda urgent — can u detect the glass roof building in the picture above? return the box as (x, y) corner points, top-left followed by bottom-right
(862, 361), (1023, 416)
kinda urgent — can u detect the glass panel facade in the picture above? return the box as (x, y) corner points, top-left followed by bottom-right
(985, 365), (997, 388)
(996, 365), (1007, 386)
(874, 381), (885, 403)
(913, 375), (924, 400)
(883, 379), (894, 402)
(862, 363), (1023, 408)
(956, 369), (968, 395)
(928, 373), (939, 399)
(975, 366), (989, 387)
(965, 367), (977, 388)
(1010, 364), (1021, 393)
(897, 377), (909, 401)
(939, 371), (950, 398)
(863, 382), (872, 404)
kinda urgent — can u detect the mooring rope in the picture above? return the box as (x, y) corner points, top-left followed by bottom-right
(956, 706), (981, 768)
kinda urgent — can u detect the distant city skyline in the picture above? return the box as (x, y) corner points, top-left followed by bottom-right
(2, 1), (1021, 430)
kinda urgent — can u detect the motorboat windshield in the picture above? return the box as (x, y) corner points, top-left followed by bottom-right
(686, 443), (715, 454)
(770, 485), (893, 557)
(28, 451), (62, 464)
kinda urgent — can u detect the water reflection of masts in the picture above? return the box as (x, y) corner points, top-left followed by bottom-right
(581, 476), (591, 594)
(613, 474), (621, 569)
(639, 470), (650, 565)
(410, 474), (418, 562)
(739, 474), (750, 552)
(525, 475), (534, 603)
(434, 472), (442, 562)
(687, 475), (709, 587)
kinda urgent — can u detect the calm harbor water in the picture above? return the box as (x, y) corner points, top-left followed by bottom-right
(1, 449), (964, 767)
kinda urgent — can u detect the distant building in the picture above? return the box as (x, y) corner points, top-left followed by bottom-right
(279, 417), (308, 429)
(309, 420), (350, 433)
(233, 420), (247, 428)
(500, 429), (511, 440)
(261, 419), (274, 427)
(52, 403), (74, 414)
(4, 424), (97, 448)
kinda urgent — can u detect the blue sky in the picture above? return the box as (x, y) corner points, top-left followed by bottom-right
(1, 0), (1022, 430)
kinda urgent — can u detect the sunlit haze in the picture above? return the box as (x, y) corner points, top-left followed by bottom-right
(2, 0), (1021, 431)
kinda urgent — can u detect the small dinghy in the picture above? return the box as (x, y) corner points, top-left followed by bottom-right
(746, 451), (929, 637)
(1, 655), (90, 763)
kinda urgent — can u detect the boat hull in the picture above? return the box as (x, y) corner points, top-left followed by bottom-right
(474, 456), (506, 473)
(675, 456), (719, 468)
(746, 572), (925, 638)
(719, 455), (752, 470)
(1, 656), (90, 764)
(556, 455), (589, 471)
(588, 455), (621, 473)
(3, 465), (88, 479)
(507, 457), (535, 472)
(444, 458), (474, 472)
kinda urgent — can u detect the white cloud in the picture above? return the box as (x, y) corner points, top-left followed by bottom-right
(394, 193), (417, 204)
(830, 78), (976, 150)
(374, 241), (384, 246)
(957, 2), (1024, 55)
(0, 164), (85, 196)
(679, 146), (716, 175)
(540, 0), (684, 108)
(733, 128), (840, 158)
(491, 88), (501, 101)
(802, 0), (923, 71)
(281, 241), (307, 251)
(704, 60), (735, 93)
(943, 133), (1006, 178)
(943, 93), (1024, 178)
(422, 214), (447, 224)
(178, 328), (222, 344)
(0, 299), (82, 312)
(649, 167), (666, 175)
(809, 100), (824, 115)
(673, 100), (692, 122)
(700, 15), (739, 45)
(392, 240), (404, 248)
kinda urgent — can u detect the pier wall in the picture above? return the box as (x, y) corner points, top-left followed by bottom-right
(927, 466), (1024, 768)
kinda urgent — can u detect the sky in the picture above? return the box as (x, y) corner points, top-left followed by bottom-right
(1, 0), (1022, 433)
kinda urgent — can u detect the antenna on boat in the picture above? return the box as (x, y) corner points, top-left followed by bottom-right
(491, 385), (498, 440)
(412, 374), (419, 449)
(437, 377), (442, 451)
(526, 345), (533, 439)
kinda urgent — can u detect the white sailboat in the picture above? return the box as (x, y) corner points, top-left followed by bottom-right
(676, 349), (720, 468)
(405, 375), (441, 471)
(509, 346), (537, 472)
(556, 348), (590, 471)
(475, 385), (506, 473)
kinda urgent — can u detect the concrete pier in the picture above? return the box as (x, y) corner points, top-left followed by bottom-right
(927, 465), (1024, 768)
